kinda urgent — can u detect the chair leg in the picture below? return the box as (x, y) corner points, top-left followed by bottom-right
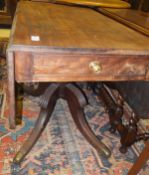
(128, 142), (149, 175)
(65, 84), (111, 158)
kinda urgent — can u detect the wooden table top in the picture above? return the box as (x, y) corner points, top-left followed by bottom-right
(40, 0), (130, 8)
(101, 8), (149, 30)
(9, 1), (149, 55)
(97, 8), (149, 36)
(32, 0), (130, 8)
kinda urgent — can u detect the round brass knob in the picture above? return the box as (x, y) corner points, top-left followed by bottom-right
(89, 61), (102, 74)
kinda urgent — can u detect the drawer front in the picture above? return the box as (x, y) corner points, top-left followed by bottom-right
(15, 51), (149, 82)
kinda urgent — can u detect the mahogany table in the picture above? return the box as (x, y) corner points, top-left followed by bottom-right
(7, 1), (149, 163)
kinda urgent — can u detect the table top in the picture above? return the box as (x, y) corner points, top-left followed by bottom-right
(101, 8), (149, 30)
(9, 1), (149, 55)
(97, 8), (149, 36)
(34, 0), (130, 8)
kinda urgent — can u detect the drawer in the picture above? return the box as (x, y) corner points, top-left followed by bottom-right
(14, 51), (149, 82)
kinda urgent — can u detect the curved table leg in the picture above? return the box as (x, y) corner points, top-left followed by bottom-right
(13, 84), (59, 164)
(65, 84), (111, 158)
(13, 83), (111, 164)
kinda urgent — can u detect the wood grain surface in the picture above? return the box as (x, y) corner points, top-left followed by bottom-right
(9, 1), (149, 55)
(14, 51), (149, 82)
(31, 0), (130, 8)
(48, 0), (130, 8)
(97, 8), (149, 36)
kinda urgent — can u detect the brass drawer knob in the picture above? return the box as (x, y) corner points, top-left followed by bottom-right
(89, 61), (102, 74)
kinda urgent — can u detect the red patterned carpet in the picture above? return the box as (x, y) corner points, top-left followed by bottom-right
(0, 58), (149, 175)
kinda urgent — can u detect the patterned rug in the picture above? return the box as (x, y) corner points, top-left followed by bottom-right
(0, 57), (149, 175)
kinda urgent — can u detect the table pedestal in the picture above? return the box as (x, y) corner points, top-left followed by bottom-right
(13, 83), (111, 164)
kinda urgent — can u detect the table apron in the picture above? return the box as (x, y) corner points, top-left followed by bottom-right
(14, 51), (149, 82)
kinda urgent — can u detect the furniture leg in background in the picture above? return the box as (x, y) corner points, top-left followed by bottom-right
(128, 142), (149, 175)
(90, 83), (149, 153)
(91, 82), (149, 174)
